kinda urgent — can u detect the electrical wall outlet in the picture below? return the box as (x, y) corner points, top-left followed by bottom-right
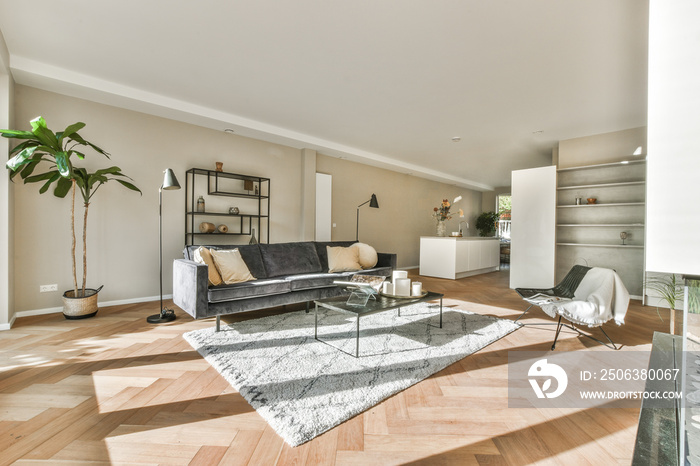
(39, 284), (58, 293)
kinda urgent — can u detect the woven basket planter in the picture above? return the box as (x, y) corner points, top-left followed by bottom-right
(62, 285), (103, 319)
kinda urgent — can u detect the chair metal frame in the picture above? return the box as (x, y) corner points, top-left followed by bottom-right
(515, 265), (619, 350)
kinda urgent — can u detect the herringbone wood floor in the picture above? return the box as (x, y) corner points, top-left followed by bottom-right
(1, 269), (667, 465)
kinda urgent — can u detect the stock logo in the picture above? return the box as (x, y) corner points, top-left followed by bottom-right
(528, 359), (568, 399)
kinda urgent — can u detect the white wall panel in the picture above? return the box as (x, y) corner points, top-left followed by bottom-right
(510, 166), (557, 289)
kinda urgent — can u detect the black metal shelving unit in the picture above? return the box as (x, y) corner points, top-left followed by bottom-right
(185, 168), (270, 245)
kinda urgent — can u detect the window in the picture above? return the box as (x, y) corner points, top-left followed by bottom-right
(497, 194), (511, 239)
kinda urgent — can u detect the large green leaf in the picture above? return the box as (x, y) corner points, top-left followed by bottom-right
(30, 117), (61, 150)
(57, 122), (86, 147)
(6, 146), (38, 171)
(70, 133), (110, 158)
(39, 173), (61, 194)
(0, 129), (38, 140)
(29, 116), (47, 132)
(94, 166), (122, 176)
(25, 171), (58, 184)
(54, 152), (72, 178)
(18, 158), (41, 180)
(9, 139), (41, 156)
(116, 179), (142, 193)
(54, 176), (72, 198)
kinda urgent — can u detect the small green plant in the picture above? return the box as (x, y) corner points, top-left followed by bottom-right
(476, 211), (499, 237)
(646, 274), (700, 324)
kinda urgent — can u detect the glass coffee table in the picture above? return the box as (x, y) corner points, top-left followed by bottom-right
(313, 291), (444, 357)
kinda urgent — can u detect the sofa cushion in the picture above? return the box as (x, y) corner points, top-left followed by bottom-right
(192, 246), (223, 286)
(327, 246), (362, 273)
(353, 242), (378, 269)
(284, 271), (356, 291)
(313, 241), (357, 271)
(184, 244), (267, 279)
(210, 248), (256, 284)
(259, 242), (323, 277)
(208, 278), (291, 303)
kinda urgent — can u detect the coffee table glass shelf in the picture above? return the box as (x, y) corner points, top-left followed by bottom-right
(313, 291), (444, 358)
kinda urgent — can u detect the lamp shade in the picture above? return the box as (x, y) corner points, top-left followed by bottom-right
(162, 168), (181, 190)
(369, 193), (379, 208)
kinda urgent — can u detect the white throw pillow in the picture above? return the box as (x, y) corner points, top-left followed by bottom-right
(210, 248), (256, 284)
(352, 242), (378, 269)
(327, 246), (362, 273)
(193, 246), (223, 286)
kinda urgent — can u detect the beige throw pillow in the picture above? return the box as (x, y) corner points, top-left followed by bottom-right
(193, 246), (223, 286)
(352, 242), (378, 269)
(210, 248), (255, 284)
(327, 245), (362, 273)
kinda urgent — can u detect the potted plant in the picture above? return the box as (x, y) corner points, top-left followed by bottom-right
(2, 117), (141, 318)
(645, 273), (700, 334)
(476, 211), (499, 237)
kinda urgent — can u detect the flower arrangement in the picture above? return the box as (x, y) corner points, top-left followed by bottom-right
(432, 196), (463, 222)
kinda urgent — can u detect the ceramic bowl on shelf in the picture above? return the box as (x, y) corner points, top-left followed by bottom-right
(587, 198), (597, 204)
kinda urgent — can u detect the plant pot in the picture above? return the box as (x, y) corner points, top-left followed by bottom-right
(62, 285), (103, 319)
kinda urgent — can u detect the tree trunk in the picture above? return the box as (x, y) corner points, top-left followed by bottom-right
(82, 202), (89, 295)
(71, 179), (78, 296)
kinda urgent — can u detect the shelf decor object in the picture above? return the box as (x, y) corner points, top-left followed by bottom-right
(185, 168), (270, 245)
(620, 231), (628, 245)
(148, 168), (180, 324)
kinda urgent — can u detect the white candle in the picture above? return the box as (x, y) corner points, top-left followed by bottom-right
(412, 282), (422, 296)
(382, 282), (394, 295)
(392, 270), (408, 282)
(395, 278), (411, 297)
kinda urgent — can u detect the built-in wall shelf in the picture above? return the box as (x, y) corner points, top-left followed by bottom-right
(557, 159), (646, 172)
(558, 202), (645, 208)
(557, 181), (645, 190)
(556, 243), (644, 249)
(557, 223), (644, 227)
(555, 158), (646, 296)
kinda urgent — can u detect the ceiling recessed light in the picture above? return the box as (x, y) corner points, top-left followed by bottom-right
(620, 160), (629, 164)
(451, 137), (461, 142)
(224, 128), (235, 134)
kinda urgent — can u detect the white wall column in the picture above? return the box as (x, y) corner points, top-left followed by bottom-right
(300, 149), (316, 241)
(646, 0), (700, 275)
(0, 29), (15, 330)
(510, 166), (557, 289)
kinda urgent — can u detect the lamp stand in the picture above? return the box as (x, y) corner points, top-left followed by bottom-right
(147, 186), (176, 323)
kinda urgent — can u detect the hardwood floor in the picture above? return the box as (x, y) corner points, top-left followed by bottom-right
(0, 269), (667, 465)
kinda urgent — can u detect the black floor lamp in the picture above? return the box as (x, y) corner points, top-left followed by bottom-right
(356, 194), (379, 241)
(147, 168), (181, 324)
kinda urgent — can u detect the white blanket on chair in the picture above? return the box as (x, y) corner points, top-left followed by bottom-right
(540, 267), (630, 327)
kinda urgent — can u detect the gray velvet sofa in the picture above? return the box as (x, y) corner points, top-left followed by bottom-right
(173, 241), (396, 328)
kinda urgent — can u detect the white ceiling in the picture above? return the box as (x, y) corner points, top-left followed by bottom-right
(0, 0), (648, 190)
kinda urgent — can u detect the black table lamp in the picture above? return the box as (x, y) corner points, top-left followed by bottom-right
(356, 194), (379, 241)
(148, 168), (181, 324)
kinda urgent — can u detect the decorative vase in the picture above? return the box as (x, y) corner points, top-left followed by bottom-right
(436, 220), (447, 237)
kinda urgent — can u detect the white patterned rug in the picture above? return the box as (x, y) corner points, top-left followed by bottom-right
(183, 302), (520, 446)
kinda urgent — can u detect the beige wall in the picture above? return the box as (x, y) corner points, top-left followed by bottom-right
(0, 33), (14, 327)
(316, 154), (482, 269)
(12, 85), (304, 313)
(558, 127), (647, 168)
(481, 186), (511, 213)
